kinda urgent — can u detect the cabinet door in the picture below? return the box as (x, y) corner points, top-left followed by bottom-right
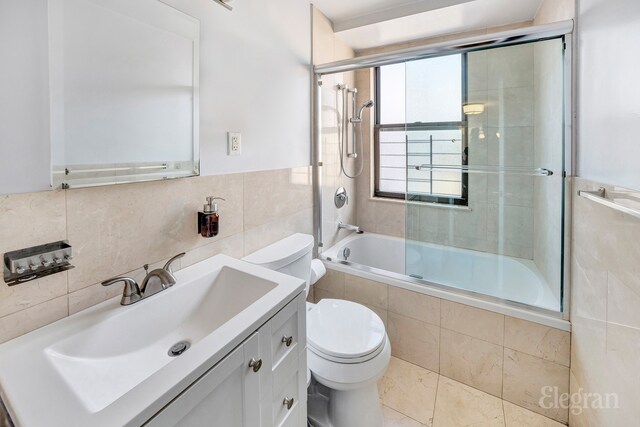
(145, 333), (263, 427)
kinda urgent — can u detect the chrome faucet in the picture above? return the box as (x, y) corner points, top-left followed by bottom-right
(101, 252), (185, 306)
(338, 221), (364, 234)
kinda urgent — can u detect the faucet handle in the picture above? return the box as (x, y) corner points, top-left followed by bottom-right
(101, 277), (142, 305)
(163, 252), (186, 274)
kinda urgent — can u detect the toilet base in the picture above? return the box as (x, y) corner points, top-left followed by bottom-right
(307, 377), (383, 427)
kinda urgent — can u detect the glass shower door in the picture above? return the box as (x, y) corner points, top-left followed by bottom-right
(404, 39), (566, 313)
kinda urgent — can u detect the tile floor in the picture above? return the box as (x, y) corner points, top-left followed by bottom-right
(379, 357), (566, 427)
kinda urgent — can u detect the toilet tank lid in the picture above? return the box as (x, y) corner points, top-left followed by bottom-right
(242, 233), (314, 270)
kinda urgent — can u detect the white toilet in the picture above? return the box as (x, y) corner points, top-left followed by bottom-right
(243, 233), (390, 427)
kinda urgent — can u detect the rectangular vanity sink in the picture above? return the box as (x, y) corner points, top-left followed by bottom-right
(0, 255), (305, 427)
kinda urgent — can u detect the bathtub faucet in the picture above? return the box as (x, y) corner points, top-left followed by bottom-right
(338, 221), (364, 234)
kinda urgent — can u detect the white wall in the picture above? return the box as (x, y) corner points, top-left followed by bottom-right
(577, 0), (640, 190)
(0, 0), (311, 195)
(0, 0), (52, 195)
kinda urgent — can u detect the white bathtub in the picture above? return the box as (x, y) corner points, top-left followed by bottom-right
(321, 233), (566, 329)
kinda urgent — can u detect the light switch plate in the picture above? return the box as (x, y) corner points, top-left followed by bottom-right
(227, 132), (241, 156)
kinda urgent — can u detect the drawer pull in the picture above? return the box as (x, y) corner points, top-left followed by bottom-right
(283, 397), (294, 410)
(281, 335), (293, 347)
(248, 357), (262, 373)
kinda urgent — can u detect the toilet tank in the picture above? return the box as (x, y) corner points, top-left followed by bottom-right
(242, 233), (314, 287)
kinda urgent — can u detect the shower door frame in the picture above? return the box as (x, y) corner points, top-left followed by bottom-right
(312, 20), (575, 321)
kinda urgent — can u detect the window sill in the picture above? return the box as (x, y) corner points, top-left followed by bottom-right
(368, 196), (473, 212)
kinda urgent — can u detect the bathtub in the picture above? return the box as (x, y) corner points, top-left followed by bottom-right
(321, 232), (566, 330)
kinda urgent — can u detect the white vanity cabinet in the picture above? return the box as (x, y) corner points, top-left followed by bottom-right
(144, 293), (307, 427)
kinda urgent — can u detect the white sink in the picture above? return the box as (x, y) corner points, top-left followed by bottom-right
(0, 255), (305, 427)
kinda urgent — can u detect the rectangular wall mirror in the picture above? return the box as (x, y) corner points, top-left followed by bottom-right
(50, 0), (200, 189)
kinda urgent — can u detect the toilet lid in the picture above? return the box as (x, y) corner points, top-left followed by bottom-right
(307, 299), (386, 360)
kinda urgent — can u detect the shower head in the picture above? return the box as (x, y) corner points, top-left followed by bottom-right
(357, 100), (375, 120)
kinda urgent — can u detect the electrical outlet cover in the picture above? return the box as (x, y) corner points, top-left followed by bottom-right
(227, 132), (241, 156)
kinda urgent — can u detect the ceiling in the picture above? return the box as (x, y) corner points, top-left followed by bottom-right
(312, 0), (544, 50)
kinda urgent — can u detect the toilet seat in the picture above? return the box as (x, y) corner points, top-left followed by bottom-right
(307, 299), (386, 363)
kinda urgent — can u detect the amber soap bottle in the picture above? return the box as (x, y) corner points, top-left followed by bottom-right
(198, 196), (225, 238)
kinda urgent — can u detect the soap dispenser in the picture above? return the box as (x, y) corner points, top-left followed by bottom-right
(198, 196), (225, 238)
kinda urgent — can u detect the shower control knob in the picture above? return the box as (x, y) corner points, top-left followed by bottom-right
(53, 257), (62, 264)
(29, 263), (39, 271)
(41, 259), (52, 268)
(15, 266), (26, 274)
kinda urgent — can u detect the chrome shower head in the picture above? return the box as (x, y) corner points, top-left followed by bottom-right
(357, 100), (375, 120)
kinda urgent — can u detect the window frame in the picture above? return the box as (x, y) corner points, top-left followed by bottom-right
(373, 54), (469, 206)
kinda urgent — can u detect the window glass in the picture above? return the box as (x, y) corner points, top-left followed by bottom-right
(376, 54), (466, 203)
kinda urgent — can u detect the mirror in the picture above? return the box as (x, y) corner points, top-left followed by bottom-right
(50, 0), (200, 189)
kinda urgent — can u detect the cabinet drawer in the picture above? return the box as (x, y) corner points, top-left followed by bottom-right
(277, 404), (299, 427)
(270, 300), (299, 368)
(273, 365), (299, 427)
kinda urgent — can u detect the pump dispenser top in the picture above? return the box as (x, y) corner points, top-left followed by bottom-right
(199, 196), (225, 238)
(203, 196), (223, 214)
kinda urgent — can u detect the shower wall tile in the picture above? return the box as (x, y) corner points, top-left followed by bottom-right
(487, 203), (534, 252)
(487, 126), (534, 167)
(487, 175), (534, 207)
(486, 43), (534, 90)
(488, 86), (535, 128)
(467, 51), (488, 92)
(0, 167), (313, 343)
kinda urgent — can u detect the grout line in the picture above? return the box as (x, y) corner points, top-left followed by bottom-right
(432, 373), (442, 427)
(390, 355), (438, 376)
(501, 395), (507, 426)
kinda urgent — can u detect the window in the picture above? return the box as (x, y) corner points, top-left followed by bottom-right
(375, 54), (468, 205)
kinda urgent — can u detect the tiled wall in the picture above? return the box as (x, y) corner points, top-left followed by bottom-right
(314, 269), (571, 424)
(0, 167), (313, 344)
(570, 178), (640, 426)
(313, 7), (358, 250)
